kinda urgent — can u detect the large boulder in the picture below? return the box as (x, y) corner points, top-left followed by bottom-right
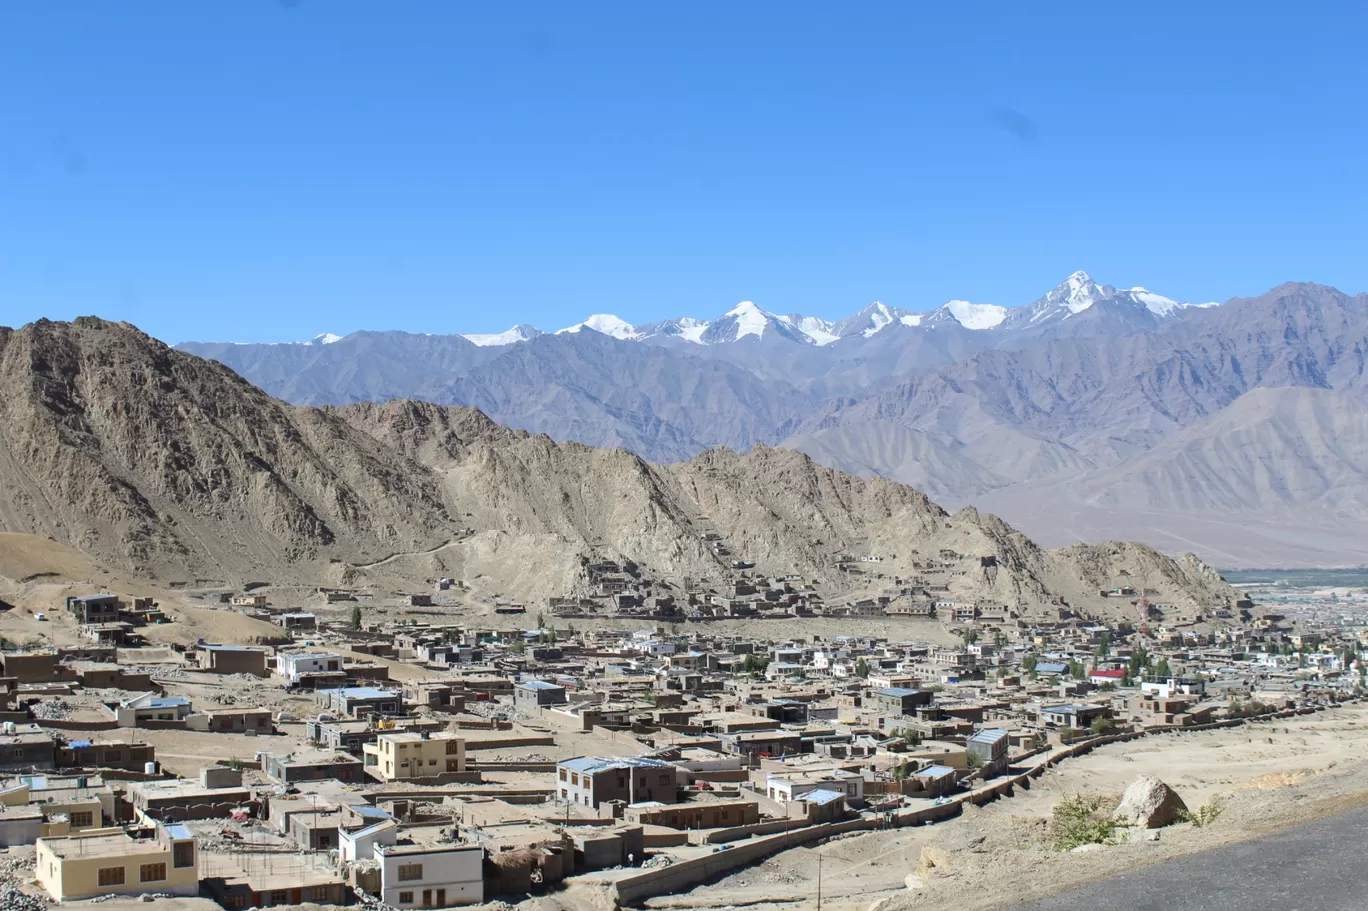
(1115, 776), (1188, 828)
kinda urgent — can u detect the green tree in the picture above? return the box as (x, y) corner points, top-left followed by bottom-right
(1128, 645), (1151, 678)
(1154, 657), (1171, 678)
(855, 658), (870, 678)
(1022, 653), (1038, 677)
(1089, 715), (1114, 735)
(350, 603), (362, 630)
(536, 612), (546, 630)
(1069, 660), (1086, 681)
(962, 629), (979, 645)
(1099, 630), (1112, 656)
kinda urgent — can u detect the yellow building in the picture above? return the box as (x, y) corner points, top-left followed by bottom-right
(363, 732), (465, 782)
(35, 824), (198, 901)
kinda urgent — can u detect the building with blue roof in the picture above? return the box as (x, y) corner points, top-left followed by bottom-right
(515, 679), (568, 711)
(315, 686), (403, 719)
(556, 756), (679, 809)
(875, 687), (933, 716)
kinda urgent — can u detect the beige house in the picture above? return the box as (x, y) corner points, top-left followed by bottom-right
(35, 823), (198, 901)
(363, 732), (465, 782)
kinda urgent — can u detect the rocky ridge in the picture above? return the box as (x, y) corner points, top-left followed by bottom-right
(0, 318), (1235, 617)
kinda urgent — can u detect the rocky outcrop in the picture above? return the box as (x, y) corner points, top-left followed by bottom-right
(1115, 776), (1188, 828)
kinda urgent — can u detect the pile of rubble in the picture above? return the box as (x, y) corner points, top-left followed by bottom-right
(0, 885), (46, 911)
(28, 702), (71, 721)
(0, 853), (36, 885)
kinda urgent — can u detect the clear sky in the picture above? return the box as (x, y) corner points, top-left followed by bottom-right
(1, 1), (1364, 343)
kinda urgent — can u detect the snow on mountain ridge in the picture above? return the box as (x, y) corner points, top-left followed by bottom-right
(941, 300), (1008, 330)
(556, 313), (641, 340)
(462, 325), (542, 347)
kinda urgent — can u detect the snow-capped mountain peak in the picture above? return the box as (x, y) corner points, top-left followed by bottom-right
(941, 300), (1008, 330)
(461, 324), (542, 347)
(556, 314), (641, 340)
(312, 332), (343, 345)
(798, 316), (840, 345)
(699, 301), (812, 344)
(1129, 287), (1181, 316)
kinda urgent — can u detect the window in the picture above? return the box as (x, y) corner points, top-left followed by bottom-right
(70, 811), (94, 827)
(140, 863), (166, 882)
(106, 750), (121, 761)
(659, 774), (671, 785)
(559, 768), (567, 781)
(98, 867), (126, 887)
(11, 749), (21, 759)
(173, 841), (196, 868)
(428, 759), (437, 766)
(270, 891), (288, 905)
(446, 742), (460, 755)
(398, 892), (414, 904)
(306, 886), (329, 901)
(397, 863), (423, 881)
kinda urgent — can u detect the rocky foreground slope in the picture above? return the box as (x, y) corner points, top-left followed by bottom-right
(0, 318), (1235, 617)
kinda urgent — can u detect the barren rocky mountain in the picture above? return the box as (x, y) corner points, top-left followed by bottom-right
(178, 278), (1368, 564)
(0, 318), (1233, 617)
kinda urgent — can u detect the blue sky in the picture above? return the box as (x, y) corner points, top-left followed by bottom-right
(1, 2), (1364, 343)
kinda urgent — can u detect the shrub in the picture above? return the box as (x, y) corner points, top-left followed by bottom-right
(1180, 801), (1224, 828)
(1049, 794), (1119, 851)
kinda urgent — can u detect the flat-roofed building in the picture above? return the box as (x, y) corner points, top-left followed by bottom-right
(376, 842), (484, 908)
(35, 823), (198, 901)
(363, 732), (466, 782)
(195, 644), (268, 677)
(556, 757), (680, 810)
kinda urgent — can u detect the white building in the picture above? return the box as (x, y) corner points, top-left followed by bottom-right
(339, 819), (397, 864)
(375, 842), (483, 908)
(277, 653), (342, 684)
(764, 771), (863, 804)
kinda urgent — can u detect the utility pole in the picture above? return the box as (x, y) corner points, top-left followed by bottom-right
(816, 851), (823, 911)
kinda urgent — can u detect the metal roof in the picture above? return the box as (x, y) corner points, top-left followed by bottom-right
(517, 680), (564, 690)
(559, 756), (672, 774)
(967, 728), (1009, 745)
(801, 788), (847, 805)
(329, 686), (399, 699)
(877, 687), (922, 698)
(916, 765), (957, 779)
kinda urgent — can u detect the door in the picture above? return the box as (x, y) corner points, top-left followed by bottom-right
(422, 889), (432, 907)
(436, 889), (446, 907)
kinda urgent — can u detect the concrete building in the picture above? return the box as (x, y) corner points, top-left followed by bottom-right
(363, 732), (466, 782)
(278, 612), (317, 632)
(965, 728), (1010, 775)
(194, 644), (268, 676)
(35, 824), (198, 901)
(261, 750), (365, 785)
(556, 757), (680, 809)
(874, 687), (933, 717)
(375, 842), (484, 908)
(514, 680), (568, 711)
(65, 594), (121, 624)
(339, 818), (398, 864)
(277, 652), (343, 686)
(0, 724), (57, 771)
(109, 694), (193, 726)
(316, 686), (403, 719)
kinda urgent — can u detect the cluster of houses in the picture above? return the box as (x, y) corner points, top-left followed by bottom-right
(0, 583), (1355, 909)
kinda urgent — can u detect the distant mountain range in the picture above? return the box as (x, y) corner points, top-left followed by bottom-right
(0, 316), (1236, 621)
(177, 274), (1368, 567)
